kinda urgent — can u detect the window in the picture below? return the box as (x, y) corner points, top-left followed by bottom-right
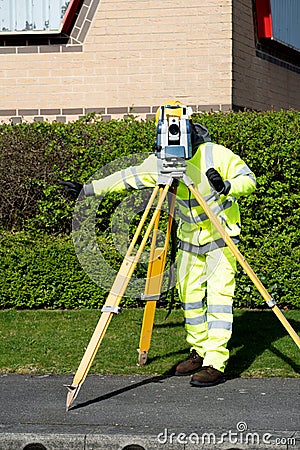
(256, 0), (300, 51)
(0, 0), (80, 34)
(270, 0), (300, 50)
(254, 0), (300, 71)
(0, 0), (98, 54)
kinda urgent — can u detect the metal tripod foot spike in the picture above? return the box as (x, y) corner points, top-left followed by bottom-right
(65, 383), (81, 411)
(137, 349), (148, 366)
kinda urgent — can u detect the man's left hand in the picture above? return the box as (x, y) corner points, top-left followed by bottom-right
(206, 168), (226, 194)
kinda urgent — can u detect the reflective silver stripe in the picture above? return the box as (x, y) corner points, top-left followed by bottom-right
(177, 193), (214, 208)
(205, 143), (214, 169)
(247, 173), (257, 185)
(84, 183), (95, 196)
(234, 165), (253, 177)
(234, 167), (257, 186)
(207, 305), (232, 314)
(121, 169), (132, 190)
(182, 301), (204, 311)
(178, 237), (240, 255)
(132, 166), (147, 189)
(178, 209), (206, 223)
(178, 199), (233, 224)
(208, 320), (232, 331)
(185, 315), (207, 326)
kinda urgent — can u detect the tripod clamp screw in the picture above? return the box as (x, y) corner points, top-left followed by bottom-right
(266, 298), (276, 308)
(140, 293), (161, 302)
(101, 305), (123, 314)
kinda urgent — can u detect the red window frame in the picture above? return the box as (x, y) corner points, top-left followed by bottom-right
(256, 0), (273, 39)
(62, 0), (82, 34)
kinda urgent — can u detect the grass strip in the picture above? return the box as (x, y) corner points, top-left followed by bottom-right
(0, 309), (299, 378)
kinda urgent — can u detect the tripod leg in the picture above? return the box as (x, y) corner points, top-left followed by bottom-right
(138, 188), (177, 365)
(137, 247), (166, 365)
(187, 182), (300, 350)
(66, 255), (135, 410)
(66, 184), (171, 410)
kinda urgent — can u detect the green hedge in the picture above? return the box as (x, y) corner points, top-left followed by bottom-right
(0, 110), (299, 309)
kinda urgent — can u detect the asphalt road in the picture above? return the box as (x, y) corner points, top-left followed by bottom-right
(0, 373), (299, 449)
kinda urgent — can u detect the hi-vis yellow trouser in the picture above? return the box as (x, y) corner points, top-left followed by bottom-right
(177, 245), (237, 372)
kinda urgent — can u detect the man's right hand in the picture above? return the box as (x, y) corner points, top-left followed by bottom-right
(60, 180), (83, 199)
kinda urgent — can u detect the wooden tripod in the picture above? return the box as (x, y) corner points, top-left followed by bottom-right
(65, 159), (300, 411)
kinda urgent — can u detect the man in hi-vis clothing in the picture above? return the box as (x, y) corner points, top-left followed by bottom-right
(62, 100), (256, 387)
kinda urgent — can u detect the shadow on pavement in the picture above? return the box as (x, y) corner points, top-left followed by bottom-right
(70, 373), (174, 411)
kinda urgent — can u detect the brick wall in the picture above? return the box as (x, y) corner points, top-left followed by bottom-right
(0, 0), (232, 123)
(0, 0), (299, 124)
(232, 0), (300, 110)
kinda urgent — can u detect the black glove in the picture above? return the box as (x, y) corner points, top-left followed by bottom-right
(206, 168), (226, 194)
(60, 180), (83, 199)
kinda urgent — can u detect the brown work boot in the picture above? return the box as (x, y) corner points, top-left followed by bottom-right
(190, 365), (225, 387)
(175, 349), (203, 376)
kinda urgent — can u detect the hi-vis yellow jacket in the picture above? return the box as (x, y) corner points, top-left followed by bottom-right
(85, 142), (256, 249)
